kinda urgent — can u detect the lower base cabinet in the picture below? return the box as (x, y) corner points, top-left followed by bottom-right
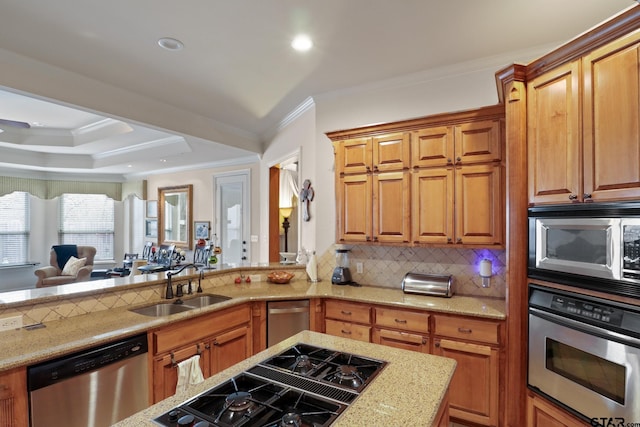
(527, 393), (589, 427)
(0, 367), (28, 427)
(151, 304), (252, 402)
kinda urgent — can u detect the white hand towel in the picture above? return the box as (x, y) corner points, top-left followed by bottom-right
(175, 354), (205, 394)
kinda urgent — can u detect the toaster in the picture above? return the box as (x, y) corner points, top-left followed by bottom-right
(401, 272), (454, 297)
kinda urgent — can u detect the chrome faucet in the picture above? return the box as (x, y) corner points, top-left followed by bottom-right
(166, 264), (199, 299)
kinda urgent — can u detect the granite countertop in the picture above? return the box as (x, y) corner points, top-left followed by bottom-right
(0, 277), (505, 372)
(113, 330), (457, 427)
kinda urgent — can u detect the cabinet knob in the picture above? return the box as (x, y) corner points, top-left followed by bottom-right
(568, 194), (578, 200)
(366, 166), (371, 172)
(456, 157), (462, 163)
(366, 236), (371, 242)
(213, 340), (220, 346)
(447, 238), (452, 243)
(447, 158), (452, 164)
(584, 193), (592, 200)
(373, 236), (379, 242)
(435, 342), (440, 348)
(373, 165), (379, 171)
(456, 238), (462, 243)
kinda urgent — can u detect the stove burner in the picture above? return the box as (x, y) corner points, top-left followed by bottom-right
(280, 411), (303, 426)
(293, 355), (313, 373)
(330, 365), (364, 388)
(226, 391), (254, 411)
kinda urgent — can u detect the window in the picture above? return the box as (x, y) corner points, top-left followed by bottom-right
(0, 191), (30, 264)
(59, 194), (114, 260)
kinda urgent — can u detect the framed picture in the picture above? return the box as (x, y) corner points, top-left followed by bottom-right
(146, 200), (158, 218)
(194, 221), (210, 240)
(145, 219), (158, 238)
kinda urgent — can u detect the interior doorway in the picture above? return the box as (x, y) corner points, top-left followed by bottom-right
(268, 155), (299, 263)
(214, 170), (250, 266)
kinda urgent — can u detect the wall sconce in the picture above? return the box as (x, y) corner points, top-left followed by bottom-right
(280, 206), (293, 252)
(480, 259), (492, 288)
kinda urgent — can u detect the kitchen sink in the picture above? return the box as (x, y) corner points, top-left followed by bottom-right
(129, 302), (194, 317)
(182, 294), (232, 308)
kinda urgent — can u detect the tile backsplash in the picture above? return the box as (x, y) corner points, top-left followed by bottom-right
(316, 245), (505, 299)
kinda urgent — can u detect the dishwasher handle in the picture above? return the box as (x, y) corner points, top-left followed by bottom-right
(268, 307), (309, 315)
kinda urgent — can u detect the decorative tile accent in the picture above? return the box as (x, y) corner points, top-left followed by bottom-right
(317, 245), (505, 299)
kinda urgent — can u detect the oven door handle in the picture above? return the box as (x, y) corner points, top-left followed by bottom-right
(529, 307), (640, 348)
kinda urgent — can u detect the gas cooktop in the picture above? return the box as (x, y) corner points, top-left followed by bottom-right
(153, 343), (387, 427)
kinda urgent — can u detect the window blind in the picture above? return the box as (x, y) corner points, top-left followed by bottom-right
(0, 191), (30, 264)
(59, 194), (115, 260)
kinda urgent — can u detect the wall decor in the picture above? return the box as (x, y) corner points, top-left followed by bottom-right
(146, 200), (157, 218)
(194, 221), (210, 240)
(145, 219), (158, 238)
(299, 179), (314, 222)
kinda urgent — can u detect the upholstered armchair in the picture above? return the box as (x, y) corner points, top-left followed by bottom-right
(34, 245), (96, 288)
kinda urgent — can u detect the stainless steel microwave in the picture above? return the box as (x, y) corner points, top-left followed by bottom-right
(528, 203), (640, 299)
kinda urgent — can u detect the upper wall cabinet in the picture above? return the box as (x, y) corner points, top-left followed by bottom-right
(328, 105), (505, 248)
(528, 29), (640, 205)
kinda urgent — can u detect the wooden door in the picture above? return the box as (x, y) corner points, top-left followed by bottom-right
(583, 30), (640, 202)
(372, 171), (410, 243)
(455, 163), (503, 246)
(411, 126), (454, 168)
(454, 119), (501, 165)
(209, 326), (252, 374)
(411, 167), (454, 244)
(335, 137), (372, 175)
(527, 61), (581, 205)
(434, 338), (499, 427)
(152, 342), (210, 402)
(336, 174), (372, 243)
(371, 132), (411, 172)
(372, 328), (429, 353)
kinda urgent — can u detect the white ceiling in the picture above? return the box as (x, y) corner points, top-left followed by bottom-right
(0, 0), (634, 180)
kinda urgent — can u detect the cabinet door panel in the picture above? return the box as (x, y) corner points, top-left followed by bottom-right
(583, 32), (640, 202)
(325, 300), (371, 323)
(527, 61), (581, 204)
(372, 328), (429, 353)
(411, 126), (454, 168)
(337, 137), (372, 175)
(372, 132), (411, 172)
(434, 339), (498, 426)
(455, 164), (503, 245)
(152, 342), (209, 403)
(454, 120), (501, 164)
(411, 168), (454, 244)
(373, 171), (410, 243)
(375, 307), (429, 334)
(210, 326), (251, 374)
(0, 367), (28, 427)
(337, 174), (372, 242)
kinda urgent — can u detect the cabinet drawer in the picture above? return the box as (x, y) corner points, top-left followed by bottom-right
(325, 300), (371, 324)
(433, 315), (501, 345)
(154, 305), (251, 354)
(325, 319), (371, 342)
(374, 307), (429, 333)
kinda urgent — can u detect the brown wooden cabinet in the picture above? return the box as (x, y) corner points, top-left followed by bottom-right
(0, 367), (28, 427)
(329, 106), (504, 248)
(334, 132), (411, 244)
(432, 314), (502, 427)
(527, 392), (589, 427)
(150, 304), (252, 402)
(372, 306), (429, 353)
(324, 299), (372, 342)
(528, 30), (640, 205)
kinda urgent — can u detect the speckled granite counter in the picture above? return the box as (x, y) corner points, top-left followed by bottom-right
(112, 330), (456, 427)
(0, 270), (504, 372)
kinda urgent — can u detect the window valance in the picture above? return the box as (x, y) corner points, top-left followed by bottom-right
(0, 176), (137, 200)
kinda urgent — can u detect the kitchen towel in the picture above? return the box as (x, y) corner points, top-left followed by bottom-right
(175, 354), (205, 394)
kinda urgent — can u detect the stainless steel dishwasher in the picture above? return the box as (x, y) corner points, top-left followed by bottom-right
(27, 333), (149, 427)
(267, 299), (310, 347)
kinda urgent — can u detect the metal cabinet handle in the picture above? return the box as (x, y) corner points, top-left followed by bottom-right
(447, 237), (452, 243)
(213, 340), (220, 346)
(458, 327), (472, 334)
(394, 318), (407, 324)
(568, 194), (578, 200)
(341, 329), (352, 335)
(584, 193), (592, 200)
(341, 310), (352, 315)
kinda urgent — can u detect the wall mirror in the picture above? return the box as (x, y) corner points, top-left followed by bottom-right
(158, 184), (193, 247)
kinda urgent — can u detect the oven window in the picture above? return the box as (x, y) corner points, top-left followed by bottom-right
(546, 228), (608, 264)
(546, 338), (625, 404)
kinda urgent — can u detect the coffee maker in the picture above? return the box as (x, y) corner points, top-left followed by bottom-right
(331, 248), (352, 285)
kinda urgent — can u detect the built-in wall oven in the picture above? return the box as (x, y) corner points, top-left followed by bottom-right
(528, 284), (640, 425)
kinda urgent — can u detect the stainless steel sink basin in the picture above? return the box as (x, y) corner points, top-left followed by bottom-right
(182, 294), (232, 308)
(129, 302), (194, 317)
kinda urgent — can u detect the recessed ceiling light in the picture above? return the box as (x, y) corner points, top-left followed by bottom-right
(160, 159), (167, 163)
(158, 37), (184, 51)
(291, 34), (313, 52)
(127, 164), (132, 168)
